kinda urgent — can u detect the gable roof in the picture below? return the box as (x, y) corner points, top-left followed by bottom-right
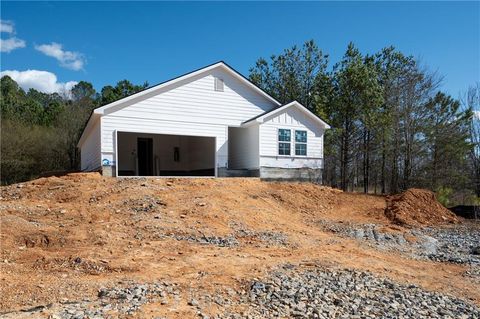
(93, 61), (281, 115)
(242, 101), (331, 129)
(78, 61), (282, 147)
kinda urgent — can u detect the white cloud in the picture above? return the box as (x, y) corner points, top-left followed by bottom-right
(0, 37), (26, 52)
(0, 20), (14, 34)
(35, 42), (85, 71)
(0, 70), (78, 97)
(0, 20), (26, 53)
(474, 110), (480, 120)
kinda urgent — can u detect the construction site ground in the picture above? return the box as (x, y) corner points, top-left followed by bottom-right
(0, 173), (479, 318)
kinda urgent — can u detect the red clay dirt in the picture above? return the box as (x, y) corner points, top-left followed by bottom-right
(0, 173), (476, 318)
(385, 188), (460, 227)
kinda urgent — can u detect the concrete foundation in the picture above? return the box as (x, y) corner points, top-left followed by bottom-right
(102, 165), (320, 182)
(259, 167), (322, 183)
(218, 168), (259, 177)
(102, 165), (115, 177)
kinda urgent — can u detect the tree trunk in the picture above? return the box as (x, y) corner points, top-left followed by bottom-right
(474, 158), (480, 198)
(432, 143), (438, 190)
(363, 129), (370, 193)
(341, 133), (348, 191)
(381, 134), (386, 194)
(403, 130), (414, 190)
(391, 129), (399, 194)
(340, 118), (352, 192)
(340, 133), (346, 191)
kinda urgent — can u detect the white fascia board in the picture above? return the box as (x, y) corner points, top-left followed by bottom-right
(241, 119), (261, 127)
(94, 62), (281, 115)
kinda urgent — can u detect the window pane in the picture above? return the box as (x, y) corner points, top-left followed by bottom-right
(295, 130), (307, 143)
(279, 142), (291, 155)
(295, 143), (307, 156)
(278, 129), (291, 142)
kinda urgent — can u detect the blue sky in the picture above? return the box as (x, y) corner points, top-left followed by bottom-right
(1, 1), (479, 98)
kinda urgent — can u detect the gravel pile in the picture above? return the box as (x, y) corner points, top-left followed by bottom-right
(80, 282), (175, 318)
(234, 264), (480, 319)
(230, 221), (291, 247)
(164, 229), (290, 248)
(321, 222), (408, 246)
(123, 196), (167, 213)
(149, 222), (291, 248)
(169, 233), (240, 247)
(419, 225), (480, 265)
(235, 229), (290, 247)
(318, 220), (480, 267)
(13, 281), (181, 319)
(6, 266), (479, 319)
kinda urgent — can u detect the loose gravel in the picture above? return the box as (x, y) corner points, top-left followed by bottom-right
(419, 225), (480, 265)
(5, 265), (479, 319)
(318, 220), (480, 266)
(1, 281), (181, 319)
(233, 264), (480, 319)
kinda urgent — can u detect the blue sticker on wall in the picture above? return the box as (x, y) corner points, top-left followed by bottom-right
(102, 158), (111, 166)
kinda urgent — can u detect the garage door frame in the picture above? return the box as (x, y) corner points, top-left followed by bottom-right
(114, 129), (217, 177)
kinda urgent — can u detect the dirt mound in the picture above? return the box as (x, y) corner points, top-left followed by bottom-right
(385, 188), (460, 226)
(0, 215), (65, 249)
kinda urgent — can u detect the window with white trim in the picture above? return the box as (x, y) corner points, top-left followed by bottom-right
(278, 129), (291, 155)
(295, 130), (307, 156)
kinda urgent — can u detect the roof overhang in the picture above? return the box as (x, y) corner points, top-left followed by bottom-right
(242, 101), (331, 129)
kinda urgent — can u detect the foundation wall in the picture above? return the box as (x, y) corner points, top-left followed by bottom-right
(259, 167), (322, 183)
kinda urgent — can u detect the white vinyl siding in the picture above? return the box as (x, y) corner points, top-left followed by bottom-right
(80, 118), (101, 171)
(103, 70), (275, 127)
(228, 124), (259, 169)
(259, 106), (324, 169)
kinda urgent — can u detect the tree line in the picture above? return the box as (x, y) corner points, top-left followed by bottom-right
(1, 40), (478, 205)
(0, 77), (148, 184)
(249, 40), (478, 205)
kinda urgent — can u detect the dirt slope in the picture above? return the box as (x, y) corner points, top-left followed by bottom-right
(0, 174), (476, 317)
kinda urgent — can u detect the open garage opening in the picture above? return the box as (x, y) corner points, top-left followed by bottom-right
(117, 132), (216, 177)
